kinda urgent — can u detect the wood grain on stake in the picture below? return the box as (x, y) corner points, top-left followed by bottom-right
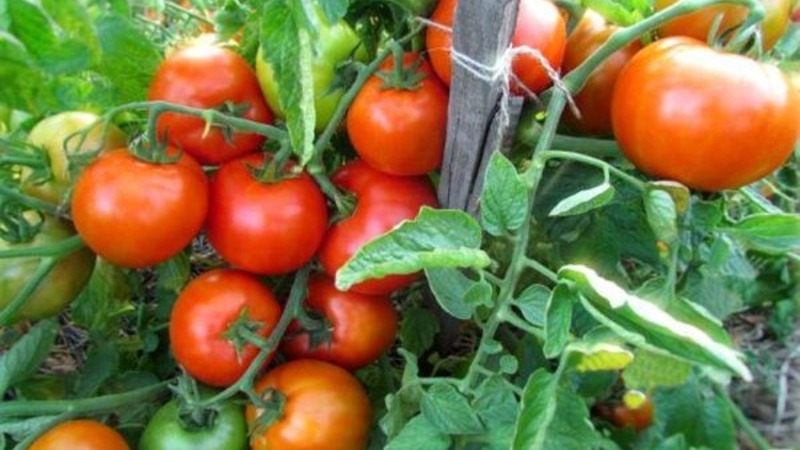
(437, 0), (523, 214)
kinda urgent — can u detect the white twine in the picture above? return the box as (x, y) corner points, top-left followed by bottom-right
(417, 16), (580, 130)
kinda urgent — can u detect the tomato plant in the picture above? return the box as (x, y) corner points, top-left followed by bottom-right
(71, 148), (208, 268)
(29, 420), (129, 450)
(0, 216), (94, 323)
(148, 44), (274, 165)
(256, 8), (364, 132)
(562, 10), (641, 135)
(246, 359), (371, 450)
(593, 392), (655, 432)
(347, 52), (448, 176)
(426, 0), (567, 94)
(281, 275), (398, 370)
(206, 153), (328, 275)
(139, 398), (247, 450)
(21, 112), (126, 204)
(611, 37), (800, 191)
(318, 159), (439, 295)
(169, 269), (281, 387)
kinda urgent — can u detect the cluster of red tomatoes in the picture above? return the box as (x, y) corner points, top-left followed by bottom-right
(11, 0), (800, 447)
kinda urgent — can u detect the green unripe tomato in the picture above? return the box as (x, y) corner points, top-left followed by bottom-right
(22, 111), (126, 204)
(256, 13), (365, 132)
(0, 216), (95, 323)
(139, 399), (248, 450)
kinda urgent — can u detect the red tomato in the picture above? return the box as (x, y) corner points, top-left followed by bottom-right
(246, 359), (371, 450)
(169, 269), (281, 387)
(318, 160), (439, 295)
(206, 153), (328, 275)
(281, 275), (398, 370)
(347, 53), (448, 176)
(148, 44), (273, 165)
(30, 420), (129, 450)
(655, 0), (790, 50)
(426, 0), (566, 94)
(593, 396), (654, 431)
(71, 148), (208, 268)
(562, 10), (641, 135)
(611, 37), (800, 191)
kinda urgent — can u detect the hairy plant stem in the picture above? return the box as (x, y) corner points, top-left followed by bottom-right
(0, 382), (168, 417)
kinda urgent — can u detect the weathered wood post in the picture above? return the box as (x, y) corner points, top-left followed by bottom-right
(432, 0), (523, 348)
(438, 0), (523, 214)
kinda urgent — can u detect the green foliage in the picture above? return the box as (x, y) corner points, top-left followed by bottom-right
(0, 320), (57, 393)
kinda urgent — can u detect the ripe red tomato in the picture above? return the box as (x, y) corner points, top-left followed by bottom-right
(206, 153), (328, 275)
(611, 37), (800, 191)
(246, 359), (371, 450)
(148, 44), (273, 165)
(170, 269), (281, 387)
(655, 0), (790, 50)
(562, 10), (641, 135)
(426, 0), (566, 94)
(593, 395), (654, 431)
(71, 148), (208, 268)
(347, 53), (448, 176)
(30, 420), (129, 450)
(318, 160), (439, 295)
(281, 275), (398, 370)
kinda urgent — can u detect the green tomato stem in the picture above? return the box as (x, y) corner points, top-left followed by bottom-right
(0, 382), (169, 418)
(521, 256), (559, 283)
(0, 185), (62, 218)
(542, 150), (647, 191)
(0, 234), (84, 259)
(712, 383), (773, 450)
(0, 257), (59, 326)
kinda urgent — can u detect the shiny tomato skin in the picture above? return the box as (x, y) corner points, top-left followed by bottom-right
(246, 359), (372, 450)
(281, 275), (398, 370)
(71, 148), (208, 268)
(22, 112), (126, 204)
(347, 53), (448, 176)
(0, 216), (95, 323)
(426, 0), (566, 94)
(318, 160), (439, 295)
(655, 0), (790, 50)
(206, 153), (328, 275)
(611, 37), (800, 191)
(148, 44), (273, 166)
(169, 269), (281, 387)
(562, 10), (641, 135)
(29, 420), (129, 450)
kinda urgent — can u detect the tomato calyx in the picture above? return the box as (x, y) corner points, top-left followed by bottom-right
(208, 100), (254, 146)
(244, 146), (303, 185)
(292, 307), (335, 349)
(176, 401), (221, 432)
(0, 205), (44, 244)
(221, 307), (268, 358)
(248, 387), (287, 436)
(128, 136), (183, 165)
(376, 49), (426, 91)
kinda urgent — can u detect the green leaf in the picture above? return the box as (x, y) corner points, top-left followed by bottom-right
(644, 188), (678, 244)
(464, 279), (493, 309)
(318, 0), (349, 23)
(95, 13), (162, 105)
(386, 415), (451, 450)
(399, 306), (439, 356)
(7, 0), (58, 64)
(0, 320), (57, 393)
(511, 369), (604, 450)
(724, 213), (800, 254)
(559, 265), (752, 381)
(549, 182), (615, 217)
(260, 0), (315, 164)
(514, 284), (551, 327)
(652, 435), (689, 450)
(0, 32), (46, 112)
(154, 252), (191, 317)
(499, 355), (519, 374)
(336, 208), (492, 290)
(70, 260), (135, 336)
(622, 349), (691, 390)
(426, 268), (474, 320)
(41, 0), (99, 63)
(544, 285), (575, 358)
(481, 152), (528, 236)
(72, 340), (119, 397)
(421, 382), (485, 434)
(0, 416), (61, 442)
(665, 298), (731, 346)
(584, 0), (639, 25)
(473, 376), (519, 427)
(654, 379), (736, 450)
